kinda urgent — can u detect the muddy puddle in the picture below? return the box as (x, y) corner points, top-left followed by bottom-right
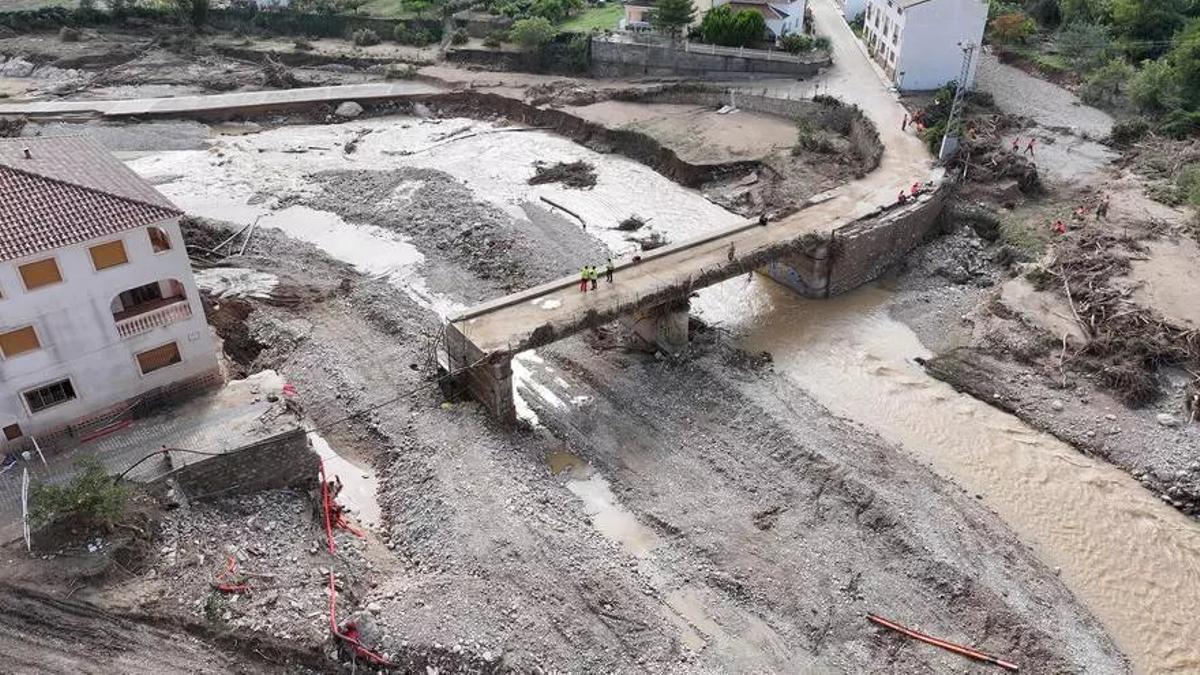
(310, 432), (383, 530)
(695, 279), (1200, 673)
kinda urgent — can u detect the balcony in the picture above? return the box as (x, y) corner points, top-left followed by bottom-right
(112, 280), (192, 339)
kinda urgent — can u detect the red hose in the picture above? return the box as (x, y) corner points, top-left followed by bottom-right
(867, 613), (1019, 671)
(319, 457), (392, 667)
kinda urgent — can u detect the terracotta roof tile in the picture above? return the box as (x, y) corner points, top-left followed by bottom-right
(0, 137), (181, 262)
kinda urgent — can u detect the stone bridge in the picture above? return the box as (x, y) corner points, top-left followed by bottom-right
(444, 170), (948, 423)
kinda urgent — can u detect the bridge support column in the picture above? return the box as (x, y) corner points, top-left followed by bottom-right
(620, 299), (690, 355)
(443, 322), (516, 424)
(761, 241), (832, 298)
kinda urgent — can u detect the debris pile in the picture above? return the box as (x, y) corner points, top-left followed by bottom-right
(1046, 229), (1200, 406)
(528, 160), (597, 189)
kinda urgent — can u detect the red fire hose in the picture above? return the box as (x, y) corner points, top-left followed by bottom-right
(867, 613), (1019, 671)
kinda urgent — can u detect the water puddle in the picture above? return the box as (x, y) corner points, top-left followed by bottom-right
(566, 473), (662, 558)
(695, 279), (1200, 673)
(310, 433), (383, 530)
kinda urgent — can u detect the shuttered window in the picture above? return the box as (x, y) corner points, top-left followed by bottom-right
(0, 326), (40, 358)
(136, 342), (182, 374)
(89, 240), (129, 270)
(18, 258), (62, 290)
(148, 227), (172, 253)
(3, 424), (21, 441)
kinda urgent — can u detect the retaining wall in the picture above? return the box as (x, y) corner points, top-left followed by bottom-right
(154, 427), (316, 501)
(590, 39), (828, 78)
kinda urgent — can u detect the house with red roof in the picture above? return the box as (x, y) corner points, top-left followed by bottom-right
(0, 136), (218, 447)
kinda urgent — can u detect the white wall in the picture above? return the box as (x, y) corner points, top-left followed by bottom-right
(840, 0), (868, 21)
(0, 218), (217, 442)
(896, 0), (988, 91)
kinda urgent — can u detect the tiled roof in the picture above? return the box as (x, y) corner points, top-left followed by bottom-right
(0, 136), (181, 262)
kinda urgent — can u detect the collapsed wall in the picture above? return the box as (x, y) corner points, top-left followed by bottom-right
(153, 428), (316, 501)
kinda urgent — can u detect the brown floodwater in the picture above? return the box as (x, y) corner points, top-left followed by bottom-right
(695, 279), (1200, 674)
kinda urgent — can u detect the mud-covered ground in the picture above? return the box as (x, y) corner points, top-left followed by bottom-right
(147, 206), (1127, 673)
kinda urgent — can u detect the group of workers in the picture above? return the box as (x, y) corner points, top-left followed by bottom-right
(1052, 193), (1110, 235)
(897, 181), (930, 205)
(579, 259), (615, 292)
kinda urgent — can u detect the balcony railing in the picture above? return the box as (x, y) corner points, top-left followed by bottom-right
(115, 299), (192, 338)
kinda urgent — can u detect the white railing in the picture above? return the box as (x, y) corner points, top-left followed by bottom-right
(683, 40), (803, 63)
(115, 299), (192, 338)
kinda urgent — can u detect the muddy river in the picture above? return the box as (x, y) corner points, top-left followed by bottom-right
(695, 280), (1200, 674)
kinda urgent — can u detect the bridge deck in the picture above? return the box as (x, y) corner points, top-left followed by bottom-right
(448, 186), (887, 357)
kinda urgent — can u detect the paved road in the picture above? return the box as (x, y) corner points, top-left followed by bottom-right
(0, 82), (441, 117)
(451, 0), (935, 356)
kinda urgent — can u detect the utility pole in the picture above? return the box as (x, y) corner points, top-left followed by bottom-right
(938, 41), (976, 163)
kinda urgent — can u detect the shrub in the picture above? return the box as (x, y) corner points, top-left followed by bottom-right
(1176, 164), (1200, 205)
(1056, 20), (1115, 71)
(451, 28), (469, 45)
(1129, 58), (1183, 113)
(989, 12), (1036, 44)
(780, 33), (814, 53)
(1159, 109), (1200, 139)
(1108, 118), (1148, 145)
(509, 16), (555, 50)
(483, 30), (504, 47)
(814, 35), (831, 50)
(30, 456), (132, 531)
(1079, 57), (1133, 106)
(351, 28), (380, 46)
(699, 5), (765, 47)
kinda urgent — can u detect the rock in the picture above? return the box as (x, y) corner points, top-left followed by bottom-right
(1050, 399), (1064, 411)
(0, 57), (35, 78)
(1104, 413), (1117, 421)
(1156, 413), (1179, 428)
(335, 101), (363, 118)
(367, 601), (382, 613)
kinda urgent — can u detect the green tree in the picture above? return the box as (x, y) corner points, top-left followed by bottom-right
(174, 0), (209, 27)
(1079, 57), (1133, 104)
(1128, 57), (1183, 113)
(1024, 0), (1062, 28)
(510, 16), (556, 49)
(1057, 21), (1116, 70)
(1167, 19), (1200, 108)
(699, 5), (765, 47)
(652, 0), (695, 40)
(1059, 0), (1109, 24)
(1110, 0), (1188, 59)
(989, 12), (1036, 43)
(30, 457), (132, 531)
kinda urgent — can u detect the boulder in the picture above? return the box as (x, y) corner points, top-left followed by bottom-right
(335, 101), (364, 118)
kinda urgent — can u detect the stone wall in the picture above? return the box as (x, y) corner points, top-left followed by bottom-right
(156, 428), (316, 501)
(826, 185), (949, 295)
(591, 39), (828, 78)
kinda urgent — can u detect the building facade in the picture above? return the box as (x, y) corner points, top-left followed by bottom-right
(861, 0), (987, 91)
(0, 137), (218, 448)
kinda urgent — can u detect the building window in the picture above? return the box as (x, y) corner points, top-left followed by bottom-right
(89, 240), (129, 271)
(2, 423), (21, 441)
(18, 258), (63, 291)
(136, 341), (182, 374)
(0, 326), (40, 358)
(148, 227), (172, 253)
(23, 378), (77, 414)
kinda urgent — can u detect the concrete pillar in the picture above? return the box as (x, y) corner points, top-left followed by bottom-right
(443, 322), (517, 425)
(620, 299), (690, 355)
(761, 239), (832, 299)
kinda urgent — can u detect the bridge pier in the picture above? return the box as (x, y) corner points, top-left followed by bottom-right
(761, 240), (832, 299)
(619, 299), (691, 355)
(443, 322), (516, 424)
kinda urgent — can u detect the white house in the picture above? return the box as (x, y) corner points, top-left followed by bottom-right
(861, 0), (987, 91)
(838, 0), (868, 22)
(713, 0), (806, 39)
(0, 136), (218, 449)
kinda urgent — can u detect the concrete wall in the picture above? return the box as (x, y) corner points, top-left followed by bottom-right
(0, 218), (218, 443)
(444, 322), (515, 424)
(590, 39), (828, 78)
(156, 428), (316, 501)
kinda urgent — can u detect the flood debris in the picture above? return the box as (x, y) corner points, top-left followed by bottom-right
(0, 116), (25, 138)
(625, 230), (668, 251)
(528, 160), (597, 189)
(615, 214), (648, 231)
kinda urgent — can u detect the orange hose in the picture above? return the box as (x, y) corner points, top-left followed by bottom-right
(867, 613), (1019, 671)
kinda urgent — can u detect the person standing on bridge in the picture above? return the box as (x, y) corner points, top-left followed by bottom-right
(589, 265), (599, 291)
(579, 266), (589, 293)
(605, 258), (614, 283)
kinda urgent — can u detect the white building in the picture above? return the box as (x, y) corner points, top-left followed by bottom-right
(861, 0), (987, 91)
(0, 136), (218, 449)
(838, 0), (869, 22)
